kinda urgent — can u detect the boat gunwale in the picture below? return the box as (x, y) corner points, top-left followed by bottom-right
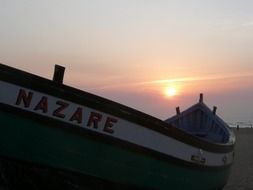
(0, 103), (233, 171)
(0, 63), (235, 154)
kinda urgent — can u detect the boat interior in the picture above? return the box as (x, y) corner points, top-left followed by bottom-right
(165, 96), (230, 144)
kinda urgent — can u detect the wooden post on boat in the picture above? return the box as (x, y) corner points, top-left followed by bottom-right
(213, 106), (217, 115)
(53, 65), (65, 84)
(199, 93), (203, 103)
(176, 107), (181, 115)
(176, 106), (182, 128)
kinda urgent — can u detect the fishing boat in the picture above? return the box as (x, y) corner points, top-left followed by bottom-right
(0, 63), (235, 189)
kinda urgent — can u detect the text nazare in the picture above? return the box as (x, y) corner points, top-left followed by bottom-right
(15, 89), (118, 134)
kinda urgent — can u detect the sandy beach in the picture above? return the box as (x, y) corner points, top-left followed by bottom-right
(224, 128), (253, 190)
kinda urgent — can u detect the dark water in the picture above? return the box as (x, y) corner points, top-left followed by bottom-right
(223, 128), (253, 190)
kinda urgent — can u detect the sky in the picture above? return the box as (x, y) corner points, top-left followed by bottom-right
(1, 0), (253, 126)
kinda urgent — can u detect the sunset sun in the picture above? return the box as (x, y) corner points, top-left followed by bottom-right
(166, 87), (177, 97)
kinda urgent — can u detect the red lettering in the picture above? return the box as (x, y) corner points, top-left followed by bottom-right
(70, 107), (83, 124)
(34, 96), (48, 113)
(87, 112), (102, 129)
(103, 117), (117, 134)
(15, 89), (33, 108)
(53, 101), (69, 118)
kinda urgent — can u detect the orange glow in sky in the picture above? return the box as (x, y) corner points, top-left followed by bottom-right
(1, 1), (253, 125)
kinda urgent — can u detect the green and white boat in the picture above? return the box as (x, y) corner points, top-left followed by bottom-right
(0, 63), (235, 189)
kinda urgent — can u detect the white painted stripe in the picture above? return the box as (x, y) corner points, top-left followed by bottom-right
(0, 81), (234, 167)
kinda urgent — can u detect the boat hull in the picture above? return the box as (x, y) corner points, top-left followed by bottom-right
(0, 110), (231, 190)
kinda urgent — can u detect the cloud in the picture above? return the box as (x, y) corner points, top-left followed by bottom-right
(87, 72), (253, 91)
(242, 21), (253, 27)
(143, 72), (253, 84)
